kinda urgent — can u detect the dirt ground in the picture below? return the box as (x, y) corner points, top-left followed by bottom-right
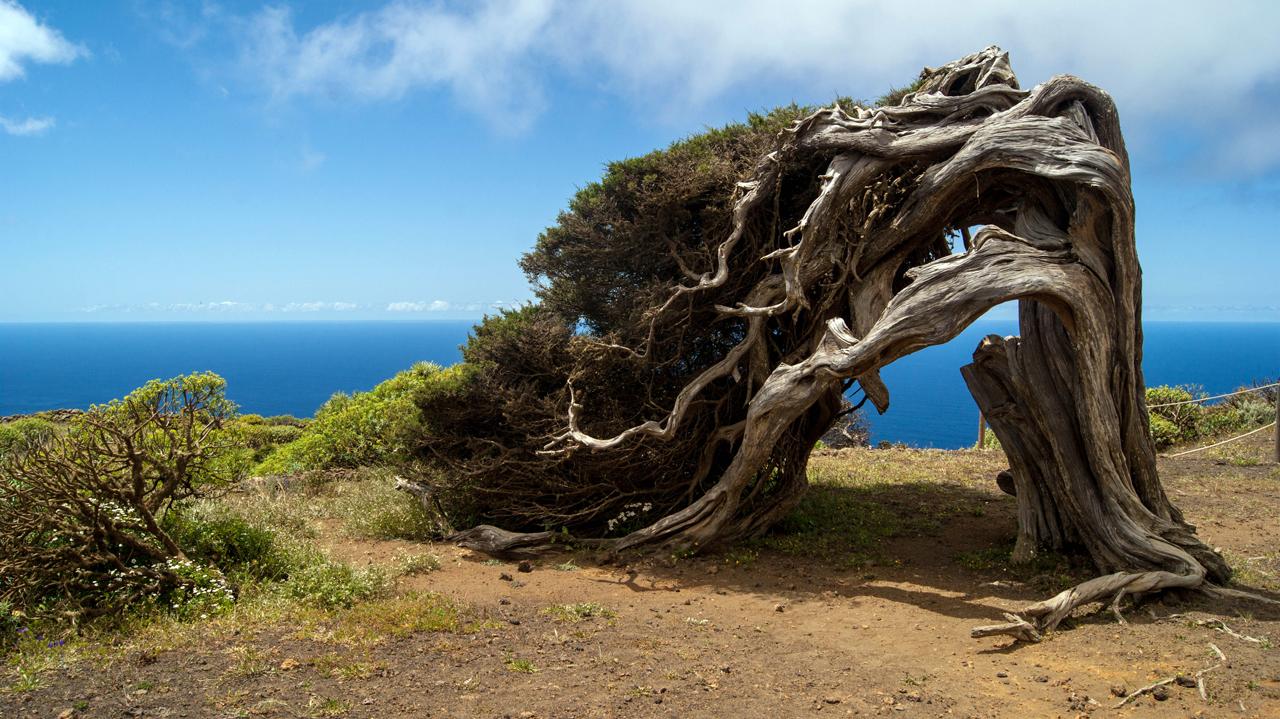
(5, 434), (1279, 719)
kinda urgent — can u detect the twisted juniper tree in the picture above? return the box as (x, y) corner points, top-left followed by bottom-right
(424, 47), (1238, 640)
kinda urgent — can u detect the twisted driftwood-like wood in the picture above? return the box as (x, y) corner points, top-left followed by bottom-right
(453, 47), (1232, 639)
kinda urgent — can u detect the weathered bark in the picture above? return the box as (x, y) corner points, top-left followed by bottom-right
(454, 47), (1229, 638)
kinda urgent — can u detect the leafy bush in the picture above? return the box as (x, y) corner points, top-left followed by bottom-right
(1146, 381), (1275, 449)
(255, 363), (471, 475)
(286, 562), (385, 609)
(162, 502), (311, 583)
(0, 373), (245, 617)
(1146, 385), (1202, 446)
(0, 418), (56, 459)
(1148, 414), (1180, 450)
(235, 422), (304, 463)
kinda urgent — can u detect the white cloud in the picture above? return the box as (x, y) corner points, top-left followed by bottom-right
(0, 114), (52, 135)
(386, 300), (453, 312)
(240, 0), (553, 133)
(0, 0), (84, 81)
(281, 301), (359, 312)
(225, 0), (1280, 173)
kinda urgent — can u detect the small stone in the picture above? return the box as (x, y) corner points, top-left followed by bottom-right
(996, 671), (1008, 678)
(500, 573), (514, 581)
(774, 604), (786, 613)
(721, 666), (731, 673)
(517, 561), (533, 573)
(509, 618), (521, 625)
(823, 697), (841, 704)
(57, 710), (74, 719)
(1152, 685), (1169, 701)
(1175, 675), (1196, 688)
(1109, 684), (1127, 697)
(1034, 675), (1049, 683)
(279, 658), (299, 671)
(499, 598), (511, 605)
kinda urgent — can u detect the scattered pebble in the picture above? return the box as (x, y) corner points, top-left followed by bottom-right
(1152, 685), (1170, 701)
(500, 573), (514, 582)
(517, 560), (533, 573)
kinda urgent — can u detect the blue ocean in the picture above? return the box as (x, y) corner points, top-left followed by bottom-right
(1, 321), (1276, 449)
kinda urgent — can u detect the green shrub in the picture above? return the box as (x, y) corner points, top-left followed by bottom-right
(286, 562), (385, 609)
(163, 502), (309, 582)
(334, 477), (443, 541)
(156, 558), (235, 621)
(0, 418), (56, 459)
(1152, 383), (1198, 440)
(0, 373), (246, 618)
(1148, 414), (1180, 449)
(255, 363), (472, 475)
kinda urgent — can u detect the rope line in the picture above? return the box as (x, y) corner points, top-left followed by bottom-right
(1162, 421), (1276, 458)
(1147, 382), (1280, 409)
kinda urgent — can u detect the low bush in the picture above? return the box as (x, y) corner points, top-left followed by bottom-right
(0, 417), (56, 459)
(162, 502), (314, 583)
(333, 474), (445, 541)
(1146, 381), (1275, 450)
(0, 373), (246, 618)
(255, 363), (472, 475)
(286, 562), (386, 610)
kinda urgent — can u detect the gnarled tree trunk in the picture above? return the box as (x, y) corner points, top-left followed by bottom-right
(453, 47), (1231, 639)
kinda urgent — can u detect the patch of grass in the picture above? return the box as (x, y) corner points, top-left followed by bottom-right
(226, 644), (273, 678)
(305, 695), (350, 717)
(722, 548), (759, 568)
(955, 540), (1086, 593)
(505, 657), (538, 673)
(393, 552), (441, 577)
(332, 473), (442, 541)
(553, 560), (580, 572)
(286, 562), (387, 610)
(542, 602), (616, 622)
(319, 593), (462, 646)
(753, 449), (1005, 564)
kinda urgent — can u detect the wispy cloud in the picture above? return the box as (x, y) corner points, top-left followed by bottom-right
(238, 0), (552, 133)
(0, 0), (85, 81)
(203, 0), (1280, 173)
(387, 300), (451, 312)
(75, 300), (520, 315)
(387, 300), (516, 312)
(0, 114), (53, 136)
(280, 301), (359, 312)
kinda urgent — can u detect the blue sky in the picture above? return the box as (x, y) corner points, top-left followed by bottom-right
(3, 0), (1279, 322)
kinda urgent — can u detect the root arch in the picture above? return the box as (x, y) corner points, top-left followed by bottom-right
(450, 47), (1230, 640)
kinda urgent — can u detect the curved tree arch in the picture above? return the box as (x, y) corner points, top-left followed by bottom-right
(448, 47), (1234, 639)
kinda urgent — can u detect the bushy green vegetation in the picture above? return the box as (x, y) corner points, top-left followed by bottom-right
(254, 362), (472, 475)
(332, 471), (444, 541)
(0, 375), (412, 650)
(0, 417), (56, 458)
(1146, 381), (1276, 449)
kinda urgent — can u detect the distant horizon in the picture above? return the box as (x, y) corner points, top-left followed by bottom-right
(4, 316), (1280, 326)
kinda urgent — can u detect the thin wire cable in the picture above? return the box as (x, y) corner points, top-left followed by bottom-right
(1162, 421), (1276, 458)
(1148, 382), (1279, 409)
